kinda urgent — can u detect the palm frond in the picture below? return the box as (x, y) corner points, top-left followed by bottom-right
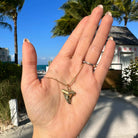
(52, 0), (138, 37)
(0, 21), (12, 31)
(129, 9), (138, 21)
(52, 14), (79, 37)
(0, 0), (25, 16)
(112, 0), (138, 26)
(0, 14), (12, 30)
(60, 1), (88, 20)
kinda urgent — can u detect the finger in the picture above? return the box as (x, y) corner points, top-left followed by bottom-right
(94, 38), (115, 88)
(58, 16), (88, 58)
(21, 39), (39, 91)
(85, 12), (113, 64)
(73, 5), (103, 63)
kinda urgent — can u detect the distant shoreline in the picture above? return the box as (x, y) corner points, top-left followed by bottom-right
(37, 65), (48, 72)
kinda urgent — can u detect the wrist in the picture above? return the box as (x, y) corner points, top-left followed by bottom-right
(33, 125), (78, 138)
(33, 126), (52, 138)
(33, 126), (67, 138)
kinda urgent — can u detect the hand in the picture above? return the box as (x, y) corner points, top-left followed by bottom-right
(21, 5), (115, 138)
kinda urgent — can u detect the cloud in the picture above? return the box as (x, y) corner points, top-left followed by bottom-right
(37, 57), (54, 65)
(11, 54), (14, 61)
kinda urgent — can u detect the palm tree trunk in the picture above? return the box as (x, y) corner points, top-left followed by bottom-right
(124, 17), (128, 27)
(14, 12), (18, 64)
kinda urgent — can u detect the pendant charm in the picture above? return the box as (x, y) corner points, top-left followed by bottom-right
(62, 89), (76, 104)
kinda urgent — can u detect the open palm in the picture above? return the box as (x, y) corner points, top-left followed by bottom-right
(21, 6), (115, 138)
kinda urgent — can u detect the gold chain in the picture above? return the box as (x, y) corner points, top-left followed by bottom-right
(45, 64), (84, 104)
(45, 64), (84, 88)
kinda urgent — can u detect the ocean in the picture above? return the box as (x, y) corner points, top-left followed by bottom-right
(37, 65), (48, 72)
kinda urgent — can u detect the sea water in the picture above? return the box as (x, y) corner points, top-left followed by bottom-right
(37, 65), (48, 72)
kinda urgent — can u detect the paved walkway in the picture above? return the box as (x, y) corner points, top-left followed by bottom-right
(0, 90), (138, 138)
(79, 90), (138, 138)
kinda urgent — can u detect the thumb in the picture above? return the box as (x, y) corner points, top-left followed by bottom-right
(21, 39), (39, 92)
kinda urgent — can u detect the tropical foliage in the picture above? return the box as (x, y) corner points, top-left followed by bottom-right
(52, 0), (113, 37)
(0, 15), (12, 31)
(0, 0), (25, 64)
(112, 0), (138, 26)
(52, 0), (138, 37)
(0, 61), (23, 124)
(121, 59), (138, 96)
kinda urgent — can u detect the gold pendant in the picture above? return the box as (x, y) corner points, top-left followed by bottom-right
(62, 89), (76, 104)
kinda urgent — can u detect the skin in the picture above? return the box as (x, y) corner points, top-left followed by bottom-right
(21, 5), (115, 138)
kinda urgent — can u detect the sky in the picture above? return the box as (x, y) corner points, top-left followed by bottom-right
(0, 0), (138, 65)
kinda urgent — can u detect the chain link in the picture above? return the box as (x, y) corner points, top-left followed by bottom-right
(45, 64), (84, 88)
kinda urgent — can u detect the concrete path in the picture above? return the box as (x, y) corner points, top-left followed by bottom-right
(79, 90), (138, 138)
(0, 90), (138, 138)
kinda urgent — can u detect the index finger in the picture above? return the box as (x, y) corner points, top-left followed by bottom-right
(58, 16), (88, 58)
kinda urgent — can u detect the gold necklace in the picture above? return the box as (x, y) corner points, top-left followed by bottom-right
(45, 65), (84, 104)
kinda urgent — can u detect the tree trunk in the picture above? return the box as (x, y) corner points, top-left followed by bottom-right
(14, 12), (18, 64)
(124, 17), (128, 27)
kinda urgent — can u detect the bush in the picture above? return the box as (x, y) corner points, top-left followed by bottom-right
(0, 62), (24, 124)
(121, 60), (138, 96)
(0, 61), (21, 81)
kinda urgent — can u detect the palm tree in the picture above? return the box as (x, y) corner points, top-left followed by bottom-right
(0, 0), (25, 64)
(52, 0), (138, 37)
(52, 0), (113, 37)
(112, 0), (138, 26)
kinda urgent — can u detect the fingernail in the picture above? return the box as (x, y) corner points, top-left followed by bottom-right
(108, 36), (114, 40)
(23, 38), (30, 43)
(98, 4), (103, 9)
(105, 11), (112, 16)
(83, 16), (88, 22)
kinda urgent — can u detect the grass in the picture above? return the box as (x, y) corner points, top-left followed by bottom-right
(0, 62), (23, 125)
(0, 78), (22, 124)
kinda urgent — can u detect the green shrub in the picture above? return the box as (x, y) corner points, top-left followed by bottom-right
(0, 62), (24, 124)
(121, 60), (138, 96)
(0, 61), (22, 81)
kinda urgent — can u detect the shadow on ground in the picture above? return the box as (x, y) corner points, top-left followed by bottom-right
(134, 133), (138, 138)
(79, 92), (138, 138)
(19, 118), (30, 126)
